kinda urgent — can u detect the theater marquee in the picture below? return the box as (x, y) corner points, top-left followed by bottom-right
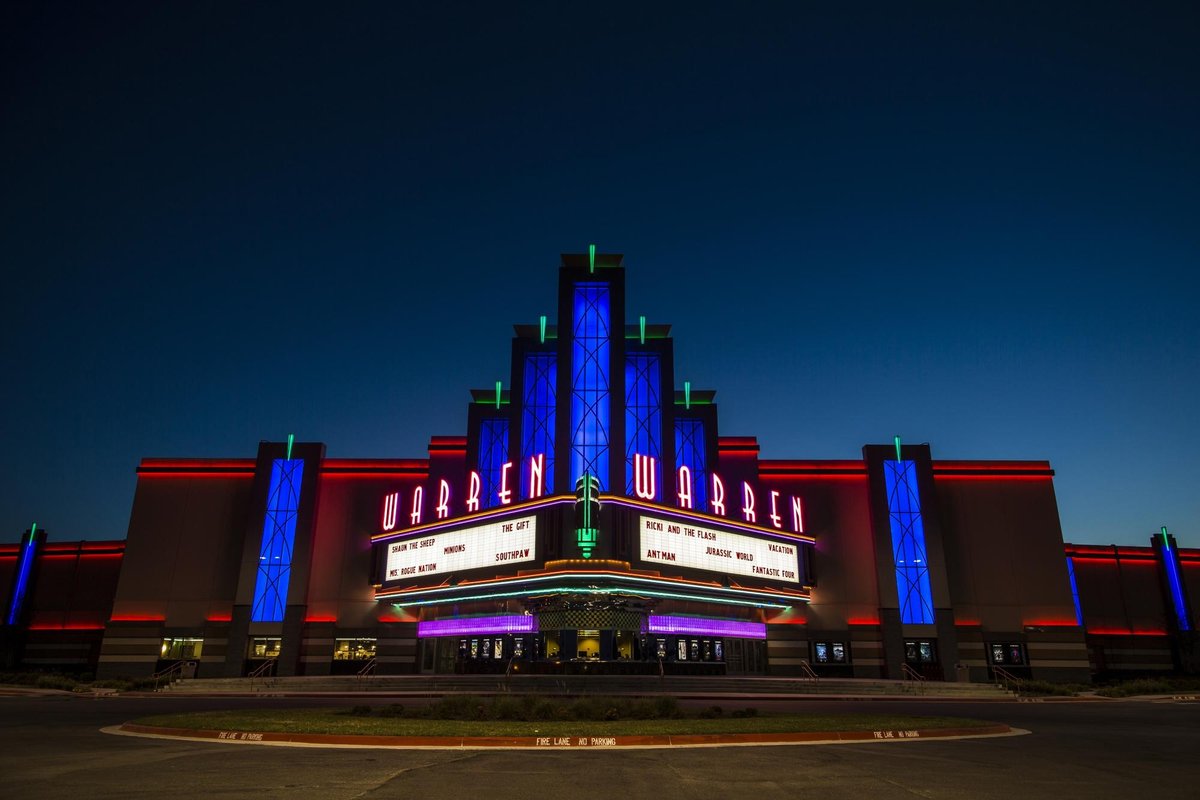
(384, 515), (537, 582)
(639, 515), (800, 583)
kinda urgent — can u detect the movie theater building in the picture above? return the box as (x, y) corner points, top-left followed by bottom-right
(3, 253), (1196, 682)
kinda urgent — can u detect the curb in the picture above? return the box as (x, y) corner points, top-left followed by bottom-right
(106, 722), (1024, 750)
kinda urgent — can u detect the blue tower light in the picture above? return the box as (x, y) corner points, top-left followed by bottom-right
(884, 459), (935, 625)
(6, 523), (40, 626)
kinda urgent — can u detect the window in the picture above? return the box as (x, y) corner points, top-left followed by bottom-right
(904, 640), (937, 664)
(249, 637), (281, 659)
(333, 638), (377, 661)
(160, 638), (203, 659)
(989, 643), (1025, 666)
(813, 641), (849, 664)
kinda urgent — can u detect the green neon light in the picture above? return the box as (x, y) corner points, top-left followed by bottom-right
(30, 522), (37, 536)
(1162, 525), (1170, 547)
(539, 315), (546, 344)
(588, 244), (595, 273)
(575, 472), (598, 558)
(495, 381), (502, 410)
(639, 315), (646, 345)
(894, 435), (901, 461)
(287, 434), (294, 460)
(684, 381), (691, 410)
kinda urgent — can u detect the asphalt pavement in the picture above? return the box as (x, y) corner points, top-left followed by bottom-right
(1, 693), (1197, 799)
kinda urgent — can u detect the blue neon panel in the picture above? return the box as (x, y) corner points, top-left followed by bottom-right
(251, 458), (304, 623)
(625, 353), (662, 495)
(478, 418), (510, 509)
(883, 460), (935, 625)
(1161, 539), (1191, 632)
(1066, 557), (1083, 626)
(5, 530), (38, 626)
(674, 418), (708, 511)
(521, 352), (556, 496)
(570, 282), (610, 491)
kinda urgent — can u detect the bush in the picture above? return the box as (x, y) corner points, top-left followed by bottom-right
(348, 705), (373, 716)
(1016, 680), (1083, 697)
(698, 705), (723, 719)
(1097, 678), (1177, 698)
(34, 675), (78, 691)
(653, 696), (680, 719)
(731, 707), (758, 718)
(377, 704), (404, 718)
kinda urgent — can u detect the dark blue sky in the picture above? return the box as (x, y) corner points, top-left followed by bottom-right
(2, 3), (1197, 547)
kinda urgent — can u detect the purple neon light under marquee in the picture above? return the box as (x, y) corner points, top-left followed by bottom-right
(647, 615), (766, 639)
(417, 614), (537, 638)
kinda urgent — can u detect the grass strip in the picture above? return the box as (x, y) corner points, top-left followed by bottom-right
(131, 708), (995, 738)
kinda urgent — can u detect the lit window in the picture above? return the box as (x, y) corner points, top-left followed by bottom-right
(333, 638), (377, 661)
(160, 638), (203, 659)
(249, 637), (281, 659)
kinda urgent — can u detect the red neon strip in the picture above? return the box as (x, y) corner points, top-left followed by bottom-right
(719, 450), (761, 456)
(847, 618), (881, 626)
(109, 615), (164, 622)
(304, 616), (337, 623)
(1087, 627), (1168, 636)
(1071, 556), (1157, 565)
(139, 472), (254, 479)
(140, 459), (254, 468)
(41, 546), (125, 555)
(205, 615), (232, 623)
(1024, 619), (1079, 627)
(954, 620), (982, 627)
(933, 460), (1052, 472)
(28, 624), (105, 631)
(934, 475), (1053, 482)
(322, 473), (428, 479)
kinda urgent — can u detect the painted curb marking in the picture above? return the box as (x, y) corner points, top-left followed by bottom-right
(104, 722), (1026, 750)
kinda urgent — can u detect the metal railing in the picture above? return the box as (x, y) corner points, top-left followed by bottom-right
(797, 659), (820, 681)
(992, 665), (1023, 695)
(151, 660), (186, 692)
(356, 658), (378, 685)
(901, 663), (927, 692)
(248, 658), (277, 690)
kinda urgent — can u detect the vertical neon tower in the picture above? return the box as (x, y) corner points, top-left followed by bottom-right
(5, 523), (40, 626)
(522, 352), (556, 499)
(570, 281), (611, 491)
(624, 353), (661, 494)
(1158, 526), (1191, 632)
(1066, 557), (1084, 626)
(251, 449), (304, 623)
(884, 438), (935, 624)
(478, 419), (510, 508)
(674, 418), (708, 510)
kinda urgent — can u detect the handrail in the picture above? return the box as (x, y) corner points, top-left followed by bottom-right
(248, 658), (277, 689)
(797, 659), (820, 681)
(901, 663), (926, 682)
(151, 660), (186, 692)
(356, 658), (378, 683)
(993, 665), (1022, 695)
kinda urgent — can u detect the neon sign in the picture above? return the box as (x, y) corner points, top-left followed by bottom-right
(384, 515), (537, 582)
(379, 452), (808, 536)
(639, 515), (799, 583)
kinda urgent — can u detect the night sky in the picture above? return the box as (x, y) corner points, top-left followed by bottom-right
(2, 3), (1197, 547)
